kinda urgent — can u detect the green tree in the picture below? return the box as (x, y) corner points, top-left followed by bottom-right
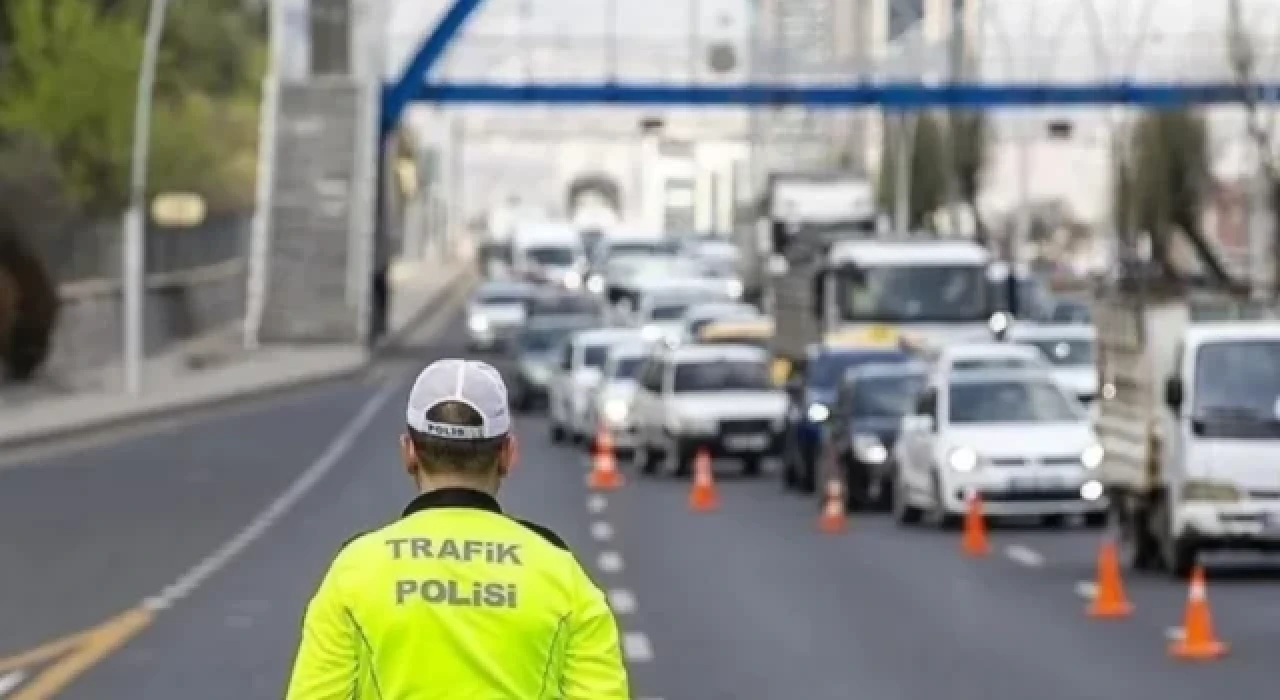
(877, 112), (947, 230)
(1114, 108), (1243, 291)
(0, 0), (142, 211)
(948, 110), (989, 241)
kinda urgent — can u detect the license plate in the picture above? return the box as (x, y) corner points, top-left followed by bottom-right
(1008, 476), (1059, 491)
(725, 434), (769, 451)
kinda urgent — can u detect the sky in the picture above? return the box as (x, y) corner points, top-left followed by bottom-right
(385, 0), (751, 80)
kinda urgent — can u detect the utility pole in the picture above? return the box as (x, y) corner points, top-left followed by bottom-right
(245, 0), (287, 351)
(122, 0), (170, 396)
(946, 0), (968, 239)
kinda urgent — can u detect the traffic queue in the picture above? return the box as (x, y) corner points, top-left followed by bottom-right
(466, 227), (1112, 536)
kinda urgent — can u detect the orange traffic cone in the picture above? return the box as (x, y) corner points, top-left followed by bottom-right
(687, 449), (719, 512)
(961, 492), (990, 557)
(587, 427), (622, 491)
(818, 477), (848, 533)
(1086, 539), (1133, 618)
(1169, 565), (1228, 660)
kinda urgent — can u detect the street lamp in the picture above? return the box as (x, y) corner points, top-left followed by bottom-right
(122, 0), (170, 396)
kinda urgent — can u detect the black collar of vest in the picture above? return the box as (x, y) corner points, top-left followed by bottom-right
(402, 488), (503, 518)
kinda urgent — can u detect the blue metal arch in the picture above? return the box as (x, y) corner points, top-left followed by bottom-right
(380, 0), (1280, 135)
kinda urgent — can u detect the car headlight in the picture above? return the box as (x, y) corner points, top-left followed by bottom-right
(1181, 479), (1243, 503)
(468, 314), (490, 332)
(603, 399), (628, 424)
(1081, 443), (1104, 469)
(726, 278), (744, 299)
(806, 403), (830, 423)
(641, 324), (663, 341)
(1080, 480), (1104, 501)
(587, 275), (605, 294)
(853, 434), (888, 464)
(521, 363), (550, 384)
(563, 270), (582, 289)
(947, 446), (980, 472)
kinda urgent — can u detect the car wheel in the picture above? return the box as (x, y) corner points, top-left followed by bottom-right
(666, 437), (691, 478)
(892, 472), (923, 525)
(930, 473), (961, 530)
(780, 440), (798, 491)
(550, 421), (566, 444)
(797, 443), (817, 495)
(637, 441), (661, 476)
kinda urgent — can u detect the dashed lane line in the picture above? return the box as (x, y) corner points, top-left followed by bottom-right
(1075, 581), (1098, 599)
(1005, 545), (1045, 568)
(590, 521), (614, 541)
(598, 551), (625, 573)
(608, 589), (637, 615)
(587, 494), (608, 514)
(622, 632), (654, 663)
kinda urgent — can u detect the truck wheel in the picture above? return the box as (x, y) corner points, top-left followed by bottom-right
(892, 474), (923, 525)
(1166, 538), (1198, 580)
(1114, 502), (1159, 571)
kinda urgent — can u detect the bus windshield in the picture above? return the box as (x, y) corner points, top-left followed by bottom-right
(838, 264), (989, 323)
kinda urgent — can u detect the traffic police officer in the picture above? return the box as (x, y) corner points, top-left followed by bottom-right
(285, 358), (630, 698)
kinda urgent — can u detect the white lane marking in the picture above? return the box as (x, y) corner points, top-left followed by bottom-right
(622, 632), (654, 662)
(1074, 581), (1098, 599)
(590, 521), (614, 541)
(608, 588), (637, 615)
(1166, 627), (1185, 640)
(587, 494), (608, 514)
(141, 380), (400, 611)
(1005, 545), (1045, 568)
(0, 671), (26, 696)
(597, 551), (624, 573)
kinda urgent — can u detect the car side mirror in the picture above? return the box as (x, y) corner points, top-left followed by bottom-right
(1164, 376), (1183, 413)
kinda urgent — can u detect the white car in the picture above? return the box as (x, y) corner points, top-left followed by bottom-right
(583, 341), (652, 453)
(630, 344), (787, 477)
(919, 341), (1052, 383)
(1007, 324), (1097, 402)
(548, 327), (644, 443)
(465, 281), (532, 351)
(891, 368), (1107, 527)
(630, 286), (730, 342)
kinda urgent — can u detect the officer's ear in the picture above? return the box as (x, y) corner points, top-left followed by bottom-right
(401, 433), (419, 477)
(498, 434), (518, 477)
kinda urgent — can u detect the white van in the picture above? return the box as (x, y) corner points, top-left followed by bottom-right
(512, 223), (586, 291)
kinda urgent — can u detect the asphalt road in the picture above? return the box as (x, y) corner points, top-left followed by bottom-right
(2, 314), (1279, 699)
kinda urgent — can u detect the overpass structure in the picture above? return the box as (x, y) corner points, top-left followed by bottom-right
(247, 0), (1280, 347)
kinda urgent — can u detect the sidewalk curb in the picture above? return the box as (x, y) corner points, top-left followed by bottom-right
(0, 265), (475, 452)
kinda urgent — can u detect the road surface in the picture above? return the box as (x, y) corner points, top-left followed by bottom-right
(2, 312), (1278, 699)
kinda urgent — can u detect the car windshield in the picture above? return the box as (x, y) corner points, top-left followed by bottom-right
(525, 246), (576, 266)
(520, 328), (569, 353)
(809, 351), (908, 388)
(611, 356), (644, 379)
(583, 344), (609, 368)
(1051, 300), (1092, 323)
(948, 379), (1083, 424)
(839, 264), (989, 322)
(1020, 338), (1094, 366)
(851, 375), (926, 418)
(673, 360), (771, 392)
(649, 303), (690, 321)
(1192, 340), (1280, 438)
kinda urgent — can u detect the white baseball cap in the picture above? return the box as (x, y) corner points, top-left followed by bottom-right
(406, 359), (511, 440)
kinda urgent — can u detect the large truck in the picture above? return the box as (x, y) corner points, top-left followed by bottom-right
(737, 171), (878, 307)
(770, 235), (1003, 368)
(1095, 287), (1280, 576)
